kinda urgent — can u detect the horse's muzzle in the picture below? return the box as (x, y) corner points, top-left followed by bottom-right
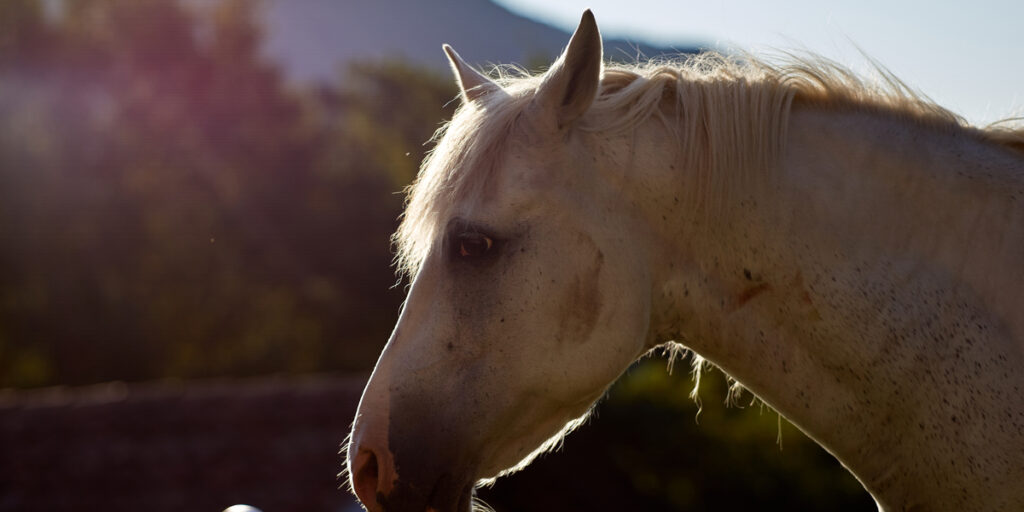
(350, 438), (475, 512)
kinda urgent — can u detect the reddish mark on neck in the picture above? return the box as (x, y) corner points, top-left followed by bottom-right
(731, 282), (772, 312)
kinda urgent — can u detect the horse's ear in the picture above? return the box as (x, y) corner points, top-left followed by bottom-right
(443, 44), (501, 104)
(534, 9), (603, 129)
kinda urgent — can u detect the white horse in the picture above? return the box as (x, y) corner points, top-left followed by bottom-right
(347, 10), (1024, 512)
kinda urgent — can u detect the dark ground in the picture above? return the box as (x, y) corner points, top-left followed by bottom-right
(0, 372), (873, 512)
(0, 376), (365, 512)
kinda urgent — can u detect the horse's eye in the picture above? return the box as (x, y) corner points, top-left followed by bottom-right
(458, 233), (493, 257)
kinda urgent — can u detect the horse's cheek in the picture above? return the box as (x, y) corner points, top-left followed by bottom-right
(553, 246), (604, 347)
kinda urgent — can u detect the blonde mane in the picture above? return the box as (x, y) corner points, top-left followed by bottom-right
(394, 51), (1024, 279)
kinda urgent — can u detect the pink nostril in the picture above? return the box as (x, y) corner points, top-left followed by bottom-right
(352, 448), (381, 507)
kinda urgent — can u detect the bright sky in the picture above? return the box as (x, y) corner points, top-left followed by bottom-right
(495, 0), (1023, 126)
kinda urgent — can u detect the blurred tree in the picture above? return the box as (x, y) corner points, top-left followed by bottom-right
(0, 0), (453, 387)
(0, 0), (51, 68)
(302, 59), (457, 371)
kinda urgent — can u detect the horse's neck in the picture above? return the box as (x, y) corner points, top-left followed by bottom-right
(633, 106), (1024, 511)
(780, 107), (1024, 344)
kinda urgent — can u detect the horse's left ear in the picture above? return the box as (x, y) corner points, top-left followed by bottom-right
(534, 9), (603, 129)
(444, 44), (502, 104)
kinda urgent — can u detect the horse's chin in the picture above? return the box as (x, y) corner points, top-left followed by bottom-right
(457, 487), (473, 512)
(379, 472), (475, 512)
(444, 480), (474, 512)
(424, 487), (473, 512)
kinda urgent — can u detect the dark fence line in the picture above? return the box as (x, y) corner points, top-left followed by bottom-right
(0, 375), (367, 512)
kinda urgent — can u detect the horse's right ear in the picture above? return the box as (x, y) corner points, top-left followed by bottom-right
(444, 44), (502, 104)
(532, 10), (602, 129)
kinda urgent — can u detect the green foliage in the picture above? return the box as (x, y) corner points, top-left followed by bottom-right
(0, 0), (454, 387)
(481, 356), (874, 511)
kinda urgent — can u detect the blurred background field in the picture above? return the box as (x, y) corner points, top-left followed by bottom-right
(0, 1), (876, 510)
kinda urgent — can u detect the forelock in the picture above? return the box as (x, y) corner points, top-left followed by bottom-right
(393, 78), (538, 279)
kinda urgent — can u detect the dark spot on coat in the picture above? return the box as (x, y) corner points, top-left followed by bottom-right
(555, 239), (604, 345)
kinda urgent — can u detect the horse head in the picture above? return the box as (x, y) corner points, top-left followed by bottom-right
(346, 11), (658, 512)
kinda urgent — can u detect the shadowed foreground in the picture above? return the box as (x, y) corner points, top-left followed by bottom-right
(0, 365), (872, 512)
(0, 376), (365, 512)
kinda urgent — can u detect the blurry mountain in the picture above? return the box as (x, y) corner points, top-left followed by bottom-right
(254, 0), (700, 83)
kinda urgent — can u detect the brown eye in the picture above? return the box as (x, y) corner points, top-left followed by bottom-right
(458, 233), (493, 257)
